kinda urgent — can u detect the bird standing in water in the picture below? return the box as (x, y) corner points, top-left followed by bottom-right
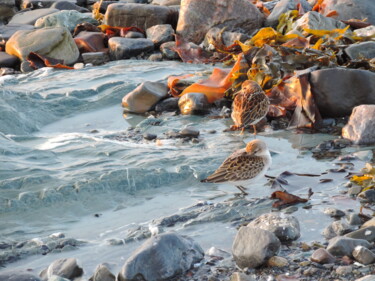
(201, 139), (271, 195)
(231, 80), (270, 134)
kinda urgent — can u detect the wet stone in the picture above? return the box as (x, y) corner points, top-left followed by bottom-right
(123, 31), (145, 39)
(108, 38), (154, 60)
(344, 226), (375, 242)
(154, 97), (179, 113)
(0, 271), (42, 281)
(143, 133), (157, 141)
(352, 246), (375, 265)
(347, 213), (363, 226)
(327, 236), (372, 257)
(82, 52), (109, 66)
(179, 127), (199, 138)
(89, 264), (116, 281)
(311, 248), (336, 264)
(324, 207), (346, 218)
(40, 258), (83, 281)
(178, 92), (210, 115)
(323, 220), (353, 240)
(359, 189), (375, 203)
(349, 186), (363, 196)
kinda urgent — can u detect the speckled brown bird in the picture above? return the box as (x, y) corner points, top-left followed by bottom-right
(231, 80), (270, 134)
(201, 139), (272, 195)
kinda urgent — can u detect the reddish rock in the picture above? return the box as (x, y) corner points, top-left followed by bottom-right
(311, 248), (336, 264)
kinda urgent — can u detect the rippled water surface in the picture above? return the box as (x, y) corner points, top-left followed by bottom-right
(0, 60), (371, 277)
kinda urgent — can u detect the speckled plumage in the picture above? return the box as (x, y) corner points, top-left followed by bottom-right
(231, 80), (270, 130)
(202, 140), (272, 193)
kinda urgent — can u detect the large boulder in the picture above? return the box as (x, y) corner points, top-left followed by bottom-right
(247, 213), (300, 242)
(6, 27), (79, 65)
(176, 0), (264, 44)
(291, 11), (347, 36)
(266, 0), (312, 27)
(39, 258), (83, 281)
(35, 10), (98, 32)
(232, 227), (281, 268)
(108, 37), (154, 60)
(118, 232), (204, 281)
(8, 8), (59, 25)
(0, 271), (41, 281)
(309, 68), (375, 117)
(122, 81), (168, 113)
(320, 0), (375, 25)
(104, 3), (174, 30)
(342, 105), (375, 145)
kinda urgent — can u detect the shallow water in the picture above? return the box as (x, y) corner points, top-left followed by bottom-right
(0, 60), (372, 277)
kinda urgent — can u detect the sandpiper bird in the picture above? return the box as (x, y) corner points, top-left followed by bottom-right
(231, 80), (270, 134)
(201, 139), (271, 195)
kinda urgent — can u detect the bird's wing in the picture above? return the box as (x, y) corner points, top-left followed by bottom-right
(203, 153), (265, 183)
(233, 92), (270, 127)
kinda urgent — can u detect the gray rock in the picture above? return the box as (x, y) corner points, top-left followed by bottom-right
(266, 0), (312, 27)
(176, 0), (264, 44)
(0, 271), (41, 281)
(354, 25), (375, 39)
(146, 24), (174, 47)
(203, 27), (250, 49)
(347, 213), (363, 226)
(310, 248), (336, 264)
(89, 264), (115, 281)
(179, 127), (199, 138)
(104, 3), (174, 30)
(336, 265), (353, 275)
(291, 11), (347, 36)
(0, 52), (19, 68)
(345, 226), (375, 242)
(232, 227), (281, 268)
(342, 105), (375, 145)
(0, 24), (35, 43)
(345, 42), (375, 60)
(359, 189), (375, 203)
(362, 218), (375, 229)
(323, 221), (352, 240)
(118, 232), (204, 281)
(327, 236), (372, 257)
(21, 0), (79, 9)
(353, 246), (375, 265)
(51, 1), (89, 12)
(108, 38), (154, 60)
(40, 258), (83, 281)
(160, 41), (179, 59)
(323, 207), (345, 218)
(155, 97), (179, 112)
(319, 0), (375, 25)
(8, 8), (59, 25)
(230, 272), (257, 281)
(143, 133), (157, 140)
(248, 213), (300, 242)
(124, 31), (145, 39)
(20, 60), (34, 73)
(82, 52), (109, 66)
(5, 27), (80, 65)
(148, 52), (163, 61)
(356, 275), (375, 281)
(348, 185), (363, 196)
(122, 81), (168, 113)
(35, 10), (98, 32)
(310, 68), (375, 118)
(178, 92), (210, 115)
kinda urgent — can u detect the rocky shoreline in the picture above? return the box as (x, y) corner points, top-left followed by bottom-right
(1, 0), (375, 280)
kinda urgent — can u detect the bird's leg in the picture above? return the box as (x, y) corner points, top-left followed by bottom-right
(235, 185), (248, 195)
(240, 127), (245, 135)
(253, 125), (257, 136)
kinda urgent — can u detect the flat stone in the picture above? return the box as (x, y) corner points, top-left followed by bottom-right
(118, 233), (204, 281)
(40, 258), (83, 281)
(232, 227), (281, 268)
(177, 0), (264, 44)
(146, 24), (174, 47)
(108, 38), (154, 60)
(345, 226), (375, 242)
(336, 265), (353, 275)
(35, 10), (98, 32)
(230, 272), (257, 281)
(267, 256), (289, 267)
(0, 24), (35, 42)
(266, 0), (312, 27)
(122, 81), (168, 113)
(353, 246), (375, 265)
(345, 42), (375, 60)
(0, 51), (19, 68)
(310, 68), (375, 118)
(89, 264), (116, 281)
(6, 27), (79, 65)
(320, 0), (375, 25)
(291, 11), (347, 36)
(327, 236), (372, 257)
(104, 3), (174, 30)
(160, 41), (179, 59)
(0, 271), (41, 281)
(179, 127), (199, 138)
(82, 52), (109, 66)
(152, 0), (181, 5)
(124, 31), (145, 39)
(310, 248), (336, 264)
(178, 92), (210, 115)
(342, 105), (375, 145)
(8, 8), (59, 25)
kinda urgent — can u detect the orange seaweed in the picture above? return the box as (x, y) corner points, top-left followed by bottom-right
(271, 190), (308, 208)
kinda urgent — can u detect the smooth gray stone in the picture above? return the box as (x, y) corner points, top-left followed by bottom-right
(0, 51), (19, 67)
(345, 41), (375, 60)
(40, 258), (83, 281)
(327, 236), (372, 257)
(108, 38), (154, 60)
(9, 8), (59, 25)
(82, 52), (109, 66)
(178, 92), (210, 115)
(146, 24), (174, 47)
(0, 24), (35, 42)
(345, 226), (375, 242)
